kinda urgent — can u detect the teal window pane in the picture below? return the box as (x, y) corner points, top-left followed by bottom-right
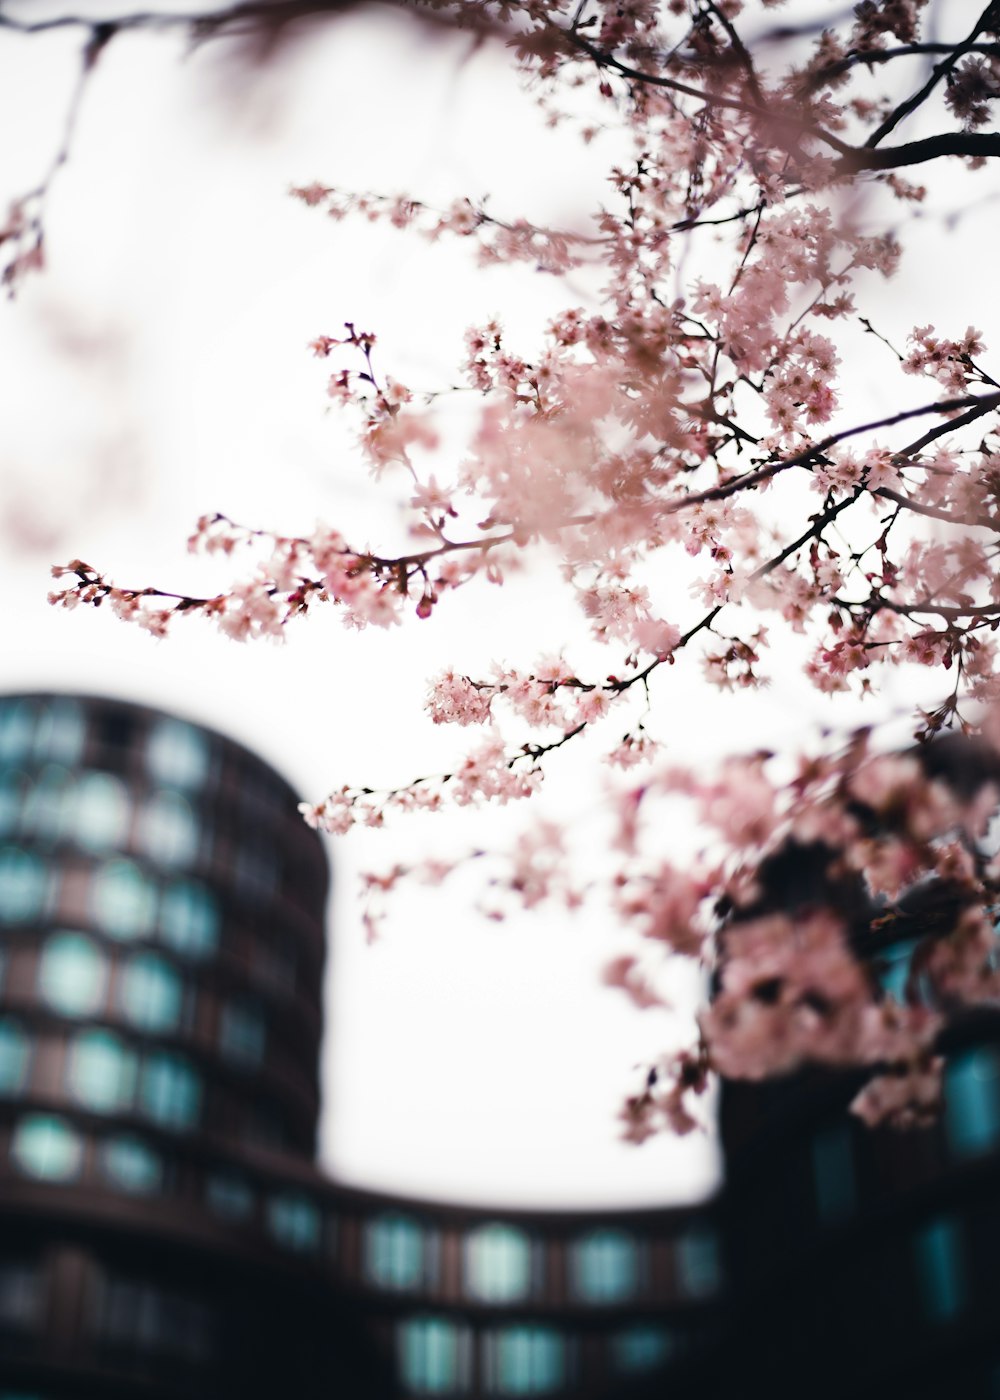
(946, 1048), (1000, 1158)
(400, 1318), (461, 1394)
(0, 1261), (41, 1331)
(100, 1135), (163, 1194)
(915, 1216), (965, 1322)
(612, 1325), (674, 1374)
(21, 765), (72, 839)
(466, 1224), (531, 1302)
(39, 932), (108, 1017)
(139, 1053), (200, 1129)
(68, 1030), (137, 1114)
(72, 772), (128, 852)
(267, 1194), (321, 1252)
(0, 1021), (30, 1095)
(119, 954), (182, 1033)
(159, 881), (218, 959)
(812, 1123), (856, 1225)
(0, 848), (47, 924)
(677, 1226), (721, 1299)
(0, 701), (34, 764)
(206, 1173), (254, 1221)
(34, 700), (85, 765)
(572, 1230), (637, 1304)
(139, 791), (199, 869)
(366, 1214), (425, 1290)
(146, 720), (210, 789)
(219, 1001), (265, 1068)
(490, 1327), (564, 1395)
(11, 1114), (82, 1181)
(0, 774), (24, 838)
(91, 860), (156, 941)
(233, 843), (278, 900)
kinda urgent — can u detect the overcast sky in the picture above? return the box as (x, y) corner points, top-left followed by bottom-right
(1, 1), (995, 1208)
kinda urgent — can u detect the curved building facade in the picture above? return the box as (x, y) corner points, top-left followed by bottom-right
(0, 693), (723, 1400)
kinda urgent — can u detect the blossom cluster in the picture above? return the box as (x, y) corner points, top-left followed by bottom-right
(49, 0), (1000, 1135)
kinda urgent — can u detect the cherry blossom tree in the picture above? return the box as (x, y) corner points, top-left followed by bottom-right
(33, 0), (1000, 1135)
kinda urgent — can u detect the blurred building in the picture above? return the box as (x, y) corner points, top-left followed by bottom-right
(0, 693), (724, 1399)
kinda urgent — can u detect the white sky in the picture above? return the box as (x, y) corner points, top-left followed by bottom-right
(0, 1), (996, 1207)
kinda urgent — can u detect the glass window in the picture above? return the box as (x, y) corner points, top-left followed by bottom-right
(119, 954), (182, 1033)
(146, 719), (210, 789)
(0, 1021), (30, 1096)
(68, 1030), (137, 1114)
(915, 1216), (965, 1322)
(21, 765), (72, 840)
(233, 842), (278, 900)
(100, 1135), (163, 1194)
(34, 700), (85, 765)
(400, 1318), (463, 1395)
(0, 848), (47, 924)
(0, 773), (24, 838)
(267, 1194), (321, 1252)
(139, 1053), (200, 1130)
(0, 700), (34, 764)
(219, 1000), (265, 1067)
(676, 1226), (721, 1300)
(72, 771), (128, 853)
(11, 1114), (82, 1181)
(159, 881), (219, 959)
(365, 1214), (426, 1291)
(91, 860), (156, 941)
(812, 1123), (856, 1225)
(487, 1327), (565, 1396)
(138, 791), (199, 868)
(206, 1173), (254, 1222)
(612, 1325), (674, 1374)
(945, 1047), (1000, 1158)
(39, 933), (108, 1017)
(465, 1224), (531, 1303)
(572, 1230), (637, 1304)
(0, 1260), (41, 1331)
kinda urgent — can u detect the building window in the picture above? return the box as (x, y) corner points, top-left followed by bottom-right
(233, 841), (278, 901)
(219, 1000), (265, 1068)
(267, 1194), (321, 1252)
(39, 932), (108, 1017)
(0, 847), (47, 924)
(11, 1114), (83, 1181)
(0, 773), (24, 839)
(676, 1226), (721, 1300)
(0, 700), (34, 764)
(119, 954), (183, 1034)
(97, 1278), (214, 1361)
(0, 1260), (41, 1331)
(21, 765), (72, 839)
(485, 1326), (565, 1396)
(68, 1030), (138, 1114)
(365, 1214), (427, 1291)
(945, 1047), (1000, 1158)
(139, 1053), (200, 1129)
(571, 1230), (637, 1304)
(91, 860), (156, 941)
(400, 1318), (464, 1395)
(915, 1216), (965, 1322)
(72, 772), (129, 853)
(146, 720), (210, 790)
(206, 1173), (254, 1222)
(812, 1122), (856, 1225)
(100, 1135), (163, 1195)
(34, 699), (85, 765)
(0, 1021), (30, 1096)
(465, 1224), (531, 1303)
(159, 881), (219, 959)
(138, 791), (199, 869)
(611, 1325), (674, 1374)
